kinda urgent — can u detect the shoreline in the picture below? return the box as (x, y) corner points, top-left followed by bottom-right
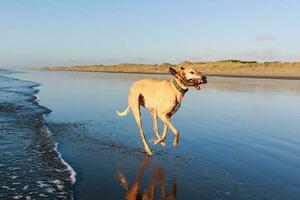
(0, 71), (75, 199)
(40, 69), (300, 80)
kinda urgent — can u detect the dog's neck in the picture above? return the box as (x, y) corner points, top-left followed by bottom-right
(173, 78), (188, 96)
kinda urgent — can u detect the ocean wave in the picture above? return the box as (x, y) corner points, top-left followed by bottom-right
(0, 70), (75, 199)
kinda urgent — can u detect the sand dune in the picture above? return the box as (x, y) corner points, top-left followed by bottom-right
(40, 60), (300, 79)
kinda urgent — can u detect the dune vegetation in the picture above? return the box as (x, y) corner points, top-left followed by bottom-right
(40, 60), (300, 79)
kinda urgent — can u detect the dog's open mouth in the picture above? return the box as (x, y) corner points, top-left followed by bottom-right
(185, 77), (206, 90)
(186, 76), (207, 90)
(191, 79), (202, 90)
(169, 67), (207, 90)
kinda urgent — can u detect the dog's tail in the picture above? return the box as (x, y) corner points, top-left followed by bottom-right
(115, 105), (131, 117)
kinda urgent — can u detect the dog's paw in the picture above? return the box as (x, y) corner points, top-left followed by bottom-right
(160, 141), (166, 147)
(153, 138), (165, 146)
(153, 139), (161, 145)
(146, 149), (153, 156)
(173, 141), (178, 148)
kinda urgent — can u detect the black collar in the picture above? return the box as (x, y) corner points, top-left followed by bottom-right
(173, 79), (188, 95)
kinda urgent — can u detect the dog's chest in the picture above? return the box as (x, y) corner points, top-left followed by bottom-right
(169, 102), (180, 116)
(168, 95), (183, 116)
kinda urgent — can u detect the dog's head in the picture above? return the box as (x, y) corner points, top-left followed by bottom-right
(169, 66), (207, 90)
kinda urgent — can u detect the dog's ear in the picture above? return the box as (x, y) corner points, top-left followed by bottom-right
(169, 67), (177, 76)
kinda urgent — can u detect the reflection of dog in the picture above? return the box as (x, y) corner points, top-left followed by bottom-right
(116, 67), (207, 155)
(116, 156), (177, 200)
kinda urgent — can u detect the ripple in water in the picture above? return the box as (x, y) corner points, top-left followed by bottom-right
(0, 70), (74, 199)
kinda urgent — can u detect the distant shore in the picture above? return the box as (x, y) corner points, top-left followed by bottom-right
(37, 60), (300, 80)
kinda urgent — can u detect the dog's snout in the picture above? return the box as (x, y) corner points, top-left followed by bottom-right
(201, 76), (207, 83)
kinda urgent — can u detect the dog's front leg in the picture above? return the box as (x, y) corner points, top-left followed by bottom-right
(150, 109), (166, 147)
(154, 125), (167, 145)
(160, 115), (179, 148)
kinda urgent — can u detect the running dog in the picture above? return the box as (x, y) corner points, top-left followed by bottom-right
(116, 66), (207, 155)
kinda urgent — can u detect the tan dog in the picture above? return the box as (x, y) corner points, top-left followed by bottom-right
(116, 67), (207, 155)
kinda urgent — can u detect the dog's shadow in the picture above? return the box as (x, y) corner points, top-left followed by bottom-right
(116, 156), (177, 200)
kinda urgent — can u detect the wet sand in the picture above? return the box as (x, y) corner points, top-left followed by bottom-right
(10, 70), (300, 200)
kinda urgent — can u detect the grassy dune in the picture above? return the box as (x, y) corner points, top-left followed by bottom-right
(40, 60), (300, 79)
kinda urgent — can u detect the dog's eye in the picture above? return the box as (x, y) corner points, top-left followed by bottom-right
(190, 71), (194, 74)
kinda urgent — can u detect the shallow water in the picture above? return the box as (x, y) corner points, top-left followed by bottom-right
(0, 70), (73, 199)
(10, 70), (300, 200)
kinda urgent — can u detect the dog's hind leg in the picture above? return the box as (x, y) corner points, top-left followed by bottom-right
(150, 109), (166, 147)
(150, 109), (160, 139)
(130, 94), (153, 155)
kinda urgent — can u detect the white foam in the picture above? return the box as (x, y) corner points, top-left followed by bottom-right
(52, 180), (65, 191)
(39, 194), (48, 197)
(22, 185), (29, 190)
(52, 179), (62, 185)
(45, 187), (55, 193)
(13, 195), (22, 199)
(1, 186), (15, 190)
(53, 142), (77, 184)
(36, 181), (49, 188)
(33, 94), (40, 102)
(38, 103), (76, 199)
(43, 120), (77, 184)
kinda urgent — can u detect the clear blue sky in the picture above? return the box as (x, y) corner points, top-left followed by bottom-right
(1, 0), (299, 68)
